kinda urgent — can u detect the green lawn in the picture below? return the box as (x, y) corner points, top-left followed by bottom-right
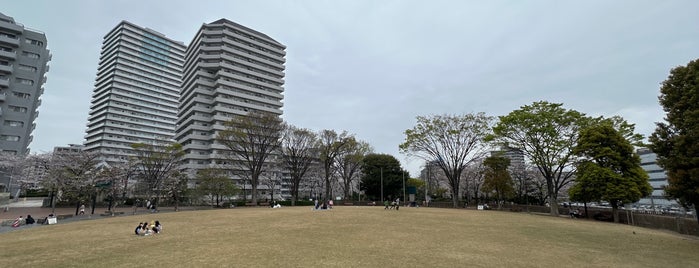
(1, 206), (697, 267)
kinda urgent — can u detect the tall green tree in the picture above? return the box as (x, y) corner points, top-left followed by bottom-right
(490, 101), (588, 216)
(571, 123), (651, 223)
(195, 168), (239, 207)
(400, 113), (493, 208)
(481, 155), (514, 209)
(280, 124), (318, 205)
(217, 111), (284, 204)
(360, 154), (406, 201)
(649, 59), (699, 222)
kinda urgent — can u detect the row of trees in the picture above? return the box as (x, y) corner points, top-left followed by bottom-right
(401, 58), (699, 224)
(400, 102), (651, 220)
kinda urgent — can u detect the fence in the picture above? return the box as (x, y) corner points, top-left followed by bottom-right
(398, 201), (699, 236)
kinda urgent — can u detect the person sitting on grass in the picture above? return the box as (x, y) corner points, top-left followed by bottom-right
(152, 220), (162, 234)
(135, 222), (143, 235)
(25, 215), (35, 224)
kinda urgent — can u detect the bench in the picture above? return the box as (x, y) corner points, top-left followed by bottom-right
(259, 202), (270, 207)
(343, 202), (353, 206)
(245, 203), (256, 206)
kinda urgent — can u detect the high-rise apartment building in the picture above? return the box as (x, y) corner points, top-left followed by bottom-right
(83, 21), (185, 163)
(0, 12), (50, 156)
(175, 19), (286, 185)
(637, 147), (677, 208)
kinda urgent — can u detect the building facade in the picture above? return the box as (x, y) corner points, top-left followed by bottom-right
(175, 19), (286, 197)
(0, 12), (50, 156)
(83, 21), (185, 163)
(636, 147), (677, 208)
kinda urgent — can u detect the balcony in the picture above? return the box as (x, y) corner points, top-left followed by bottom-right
(0, 92), (5, 101)
(0, 35), (20, 47)
(0, 20), (23, 33)
(0, 77), (9, 87)
(0, 63), (11, 73)
(0, 50), (16, 60)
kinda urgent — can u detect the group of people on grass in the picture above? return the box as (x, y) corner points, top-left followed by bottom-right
(11, 215), (35, 227)
(134, 220), (162, 236)
(313, 199), (333, 210)
(384, 198), (400, 210)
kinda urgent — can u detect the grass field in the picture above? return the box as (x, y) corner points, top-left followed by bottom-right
(1, 206), (698, 267)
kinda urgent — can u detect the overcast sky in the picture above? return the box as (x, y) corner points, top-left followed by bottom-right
(2, 0), (698, 176)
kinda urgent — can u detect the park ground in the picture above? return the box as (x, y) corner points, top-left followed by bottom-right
(1, 202), (698, 267)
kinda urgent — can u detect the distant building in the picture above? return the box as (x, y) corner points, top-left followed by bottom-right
(53, 143), (84, 154)
(175, 19), (286, 198)
(0, 12), (51, 156)
(490, 147), (525, 168)
(636, 147), (677, 208)
(83, 21), (185, 164)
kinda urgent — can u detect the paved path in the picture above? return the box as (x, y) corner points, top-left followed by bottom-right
(0, 198), (204, 234)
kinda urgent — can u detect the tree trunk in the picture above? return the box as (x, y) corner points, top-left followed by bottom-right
(695, 203), (698, 225)
(612, 205), (619, 223)
(548, 196), (559, 216)
(91, 194), (97, 215)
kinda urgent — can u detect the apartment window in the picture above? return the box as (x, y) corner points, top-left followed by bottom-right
(13, 92), (31, 99)
(3, 120), (24, 127)
(0, 135), (20, 142)
(18, 65), (37, 72)
(22, 51), (40, 59)
(8, 105), (27, 113)
(16, 78), (34, 85)
(25, 39), (44, 47)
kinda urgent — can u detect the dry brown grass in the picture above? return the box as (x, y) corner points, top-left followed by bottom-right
(1, 206), (698, 267)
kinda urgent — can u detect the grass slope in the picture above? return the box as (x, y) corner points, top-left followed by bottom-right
(1, 207), (697, 267)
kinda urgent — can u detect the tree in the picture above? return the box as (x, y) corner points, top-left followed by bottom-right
(280, 124), (318, 205)
(0, 153), (28, 197)
(131, 141), (185, 208)
(317, 130), (353, 201)
(360, 154), (407, 201)
(400, 113), (493, 208)
(217, 111), (284, 205)
(196, 168), (239, 207)
(461, 161), (486, 205)
(163, 171), (188, 211)
(45, 150), (100, 215)
(571, 123), (651, 222)
(649, 58), (699, 223)
(335, 138), (372, 201)
(482, 155), (514, 209)
(490, 101), (588, 216)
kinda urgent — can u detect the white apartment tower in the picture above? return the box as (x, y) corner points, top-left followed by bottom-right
(176, 19), (286, 178)
(636, 147), (677, 208)
(84, 21), (185, 163)
(0, 12), (50, 155)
